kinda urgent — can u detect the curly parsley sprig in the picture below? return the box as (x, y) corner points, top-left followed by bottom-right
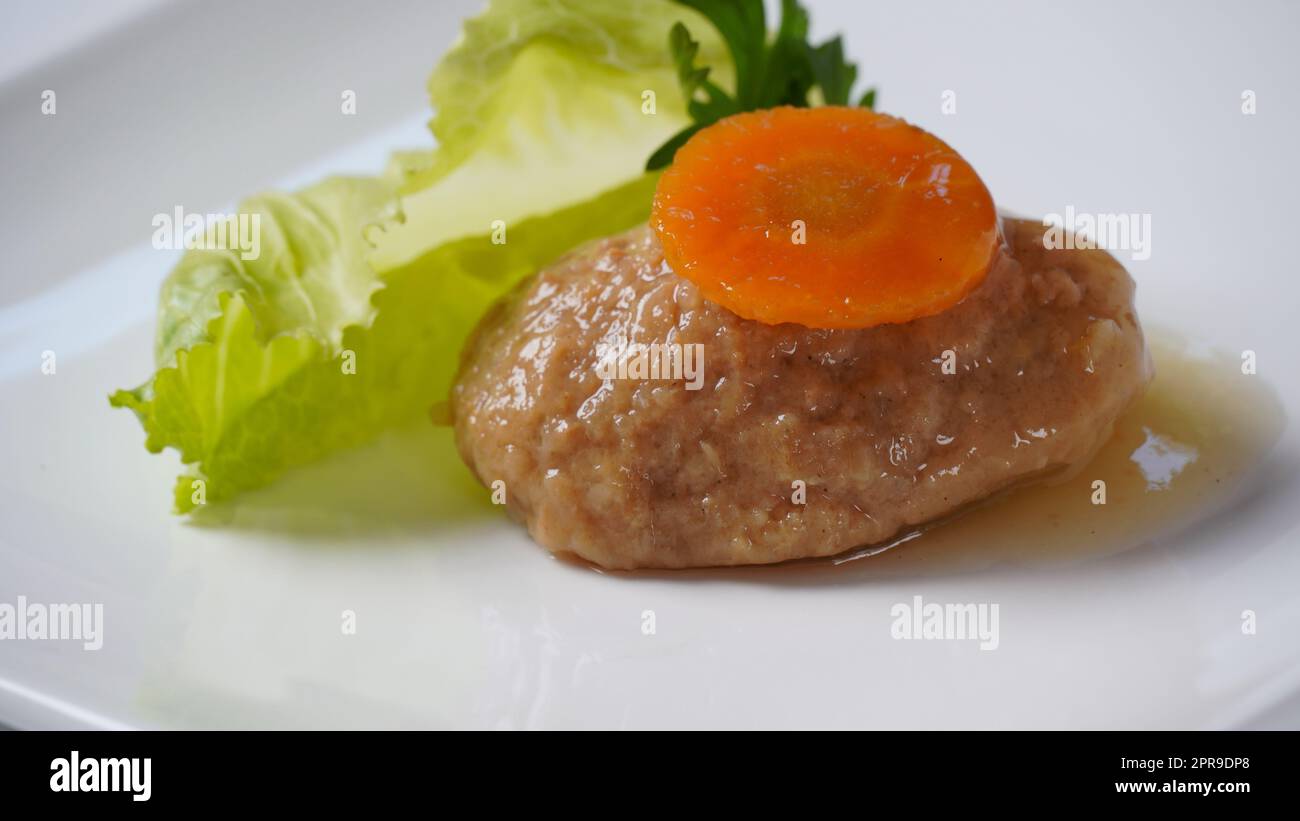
(646, 0), (877, 171)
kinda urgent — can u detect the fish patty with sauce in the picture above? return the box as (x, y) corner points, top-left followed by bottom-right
(451, 218), (1151, 569)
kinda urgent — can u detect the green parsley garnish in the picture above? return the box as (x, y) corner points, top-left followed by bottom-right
(646, 0), (878, 171)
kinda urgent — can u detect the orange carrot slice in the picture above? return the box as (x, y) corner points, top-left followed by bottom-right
(651, 106), (999, 329)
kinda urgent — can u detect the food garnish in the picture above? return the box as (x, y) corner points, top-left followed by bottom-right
(646, 0), (877, 170)
(651, 106), (999, 328)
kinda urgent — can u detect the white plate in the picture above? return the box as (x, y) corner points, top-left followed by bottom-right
(2, 0), (1298, 729)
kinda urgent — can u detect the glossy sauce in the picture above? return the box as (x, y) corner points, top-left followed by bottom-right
(608, 332), (1285, 579)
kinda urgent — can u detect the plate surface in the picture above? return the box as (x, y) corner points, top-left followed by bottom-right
(2, 0), (1299, 729)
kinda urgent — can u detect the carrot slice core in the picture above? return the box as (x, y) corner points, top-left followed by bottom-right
(651, 107), (999, 329)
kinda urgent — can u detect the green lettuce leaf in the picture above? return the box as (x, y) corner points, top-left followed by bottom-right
(369, 0), (726, 269)
(113, 174), (660, 512)
(150, 175), (400, 372)
(113, 0), (727, 512)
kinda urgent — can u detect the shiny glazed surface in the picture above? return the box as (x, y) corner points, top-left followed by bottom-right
(452, 218), (1151, 569)
(652, 107), (999, 329)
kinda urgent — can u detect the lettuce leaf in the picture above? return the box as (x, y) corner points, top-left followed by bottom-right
(370, 0), (726, 269)
(113, 176), (659, 511)
(150, 175), (400, 373)
(111, 0), (718, 512)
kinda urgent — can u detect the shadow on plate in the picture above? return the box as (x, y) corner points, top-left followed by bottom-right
(187, 421), (496, 541)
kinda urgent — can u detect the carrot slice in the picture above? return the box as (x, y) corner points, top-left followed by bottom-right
(651, 106), (999, 329)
